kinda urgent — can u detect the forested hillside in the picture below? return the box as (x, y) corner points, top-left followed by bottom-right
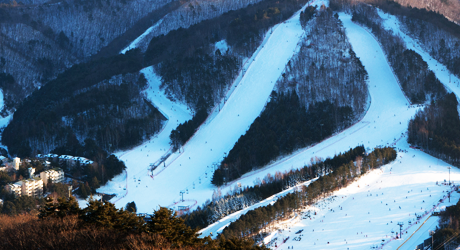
(408, 93), (460, 166)
(212, 91), (354, 185)
(279, 6), (368, 114)
(185, 146), (365, 230)
(0, 0), (171, 113)
(2, 50), (165, 156)
(212, 6), (367, 185)
(220, 147), (397, 240)
(331, 1), (447, 104)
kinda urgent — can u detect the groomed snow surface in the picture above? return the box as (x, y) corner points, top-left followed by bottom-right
(262, 139), (460, 250)
(376, 10), (460, 101)
(101, 0), (319, 213)
(96, 2), (460, 249)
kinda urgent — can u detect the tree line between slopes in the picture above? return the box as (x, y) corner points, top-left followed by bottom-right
(220, 147), (396, 241)
(212, 91), (354, 186)
(1, 0), (311, 159)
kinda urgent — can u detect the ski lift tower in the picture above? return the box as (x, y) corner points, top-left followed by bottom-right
(397, 222), (404, 239)
(180, 190), (185, 202)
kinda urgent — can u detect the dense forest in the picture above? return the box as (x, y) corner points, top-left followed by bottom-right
(408, 93), (460, 166)
(146, 0), (310, 111)
(280, 6), (368, 114)
(220, 147), (397, 240)
(2, 0), (312, 158)
(334, 2), (447, 104)
(0, 197), (267, 250)
(170, 108), (208, 150)
(212, 91), (354, 185)
(2, 50), (166, 157)
(431, 198), (460, 249)
(184, 146), (366, 230)
(211, 6), (369, 186)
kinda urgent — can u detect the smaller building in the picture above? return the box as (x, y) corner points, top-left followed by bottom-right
(7, 182), (22, 197)
(40, 168), (65, 186)
(13, 157), (20, 170)
(22, 177), (43, 197)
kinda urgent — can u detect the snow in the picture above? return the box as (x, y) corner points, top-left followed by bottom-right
(261, 139), (460, 250)
(252, 13), (460, 250)
(97, 66), (192, 207)
(199, 11), (418, 237)
(376, 10), (460, 101)
(100, 0), (317, 213)
(199, 178), (318, 238)
(120, 17), (165, 54)
(214, 40), (228, 53)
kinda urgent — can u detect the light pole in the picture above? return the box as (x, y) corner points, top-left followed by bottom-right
(448, 167), (451, 186)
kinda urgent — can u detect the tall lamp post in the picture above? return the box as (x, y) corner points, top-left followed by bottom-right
(448, 167), (451, 186)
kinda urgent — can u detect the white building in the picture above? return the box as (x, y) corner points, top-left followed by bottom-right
(6, 177), (44, 197)
(13, 157), (20, 170)
(40, 168), (65, 186)
(22, 177), (43, 197)
(28, 167), (35, 178)
(7, 181), (22, 197)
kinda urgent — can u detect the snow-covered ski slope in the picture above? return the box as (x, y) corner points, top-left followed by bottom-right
(97, 67), (192, 201)
(120, 17), (166, 54)
(197, 12), (419, 238)
(107, 0), (318, 212)
(262, 139), (460, 250)
(199, 178), (318, 238)
(376, 10), (460, 100)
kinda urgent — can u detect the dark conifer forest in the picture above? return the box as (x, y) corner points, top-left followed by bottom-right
(408, 93), (460, 166)
(212, 91), (354, 185)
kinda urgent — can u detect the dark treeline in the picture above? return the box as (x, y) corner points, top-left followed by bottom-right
(408, 93), (460, 166)
(146, 0), (310, 111)
(279, 6), (368, 119)
(170, 108), (208, 151)
(0, 197), (267, 250)
(212, 91), (354, 186)
(0, 73), (23, 116)
(342, 0), (460, 79)
(184, 146), (365, 230)
(2, 49), (167, 157)
(220, 147), (397, 240)
(52, 138), (127, 194)
(3, 0), (312, 158)
(343, 2), (447, 104)
(432, 198), (460, 249)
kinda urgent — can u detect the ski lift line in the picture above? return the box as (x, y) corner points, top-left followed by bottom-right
(152, 0), (319, 179)
(433, 232), (460, 250)
(396, 215), (431, 250)
(378, 186), (457, 249)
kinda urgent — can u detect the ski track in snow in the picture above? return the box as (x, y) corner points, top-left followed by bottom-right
(376, 10), (460, 101)
(251, 14), (460, 250)
(100, 0), (321, 213)
(97, 66), (192, 205)
(120, 17), (166, 54)
(198, 11), (418, 239)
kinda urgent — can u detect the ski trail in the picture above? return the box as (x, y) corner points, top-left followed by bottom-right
(376, 10), (460, 100)
(110, 0), (317, 212)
